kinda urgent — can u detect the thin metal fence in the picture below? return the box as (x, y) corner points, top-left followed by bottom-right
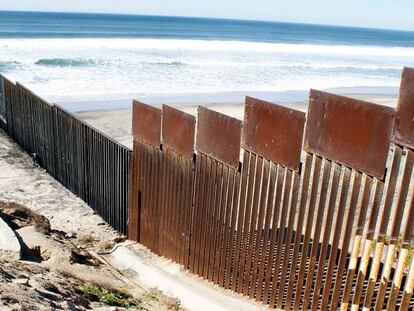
(0, 75), (130, 235)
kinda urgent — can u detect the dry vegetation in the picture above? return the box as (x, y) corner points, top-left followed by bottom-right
(0, 201), (182, 310)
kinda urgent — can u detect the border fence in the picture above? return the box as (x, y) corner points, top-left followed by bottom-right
(0, 75), (131, 235)
(3, 68), (414, 309)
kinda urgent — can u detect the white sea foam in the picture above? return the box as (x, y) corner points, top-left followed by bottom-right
(2, 38), (414, 56)
(0, 38), (412, 106)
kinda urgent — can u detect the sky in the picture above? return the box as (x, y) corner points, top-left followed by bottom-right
(0, 0), (413, 31)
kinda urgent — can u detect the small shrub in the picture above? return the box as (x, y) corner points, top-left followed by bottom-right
(73, 281), (140, 308)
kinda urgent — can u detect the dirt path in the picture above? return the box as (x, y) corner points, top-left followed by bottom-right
(0, 129), (182, 311)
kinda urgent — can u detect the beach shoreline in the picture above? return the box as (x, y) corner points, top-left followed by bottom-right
(55, 85), (398, 112)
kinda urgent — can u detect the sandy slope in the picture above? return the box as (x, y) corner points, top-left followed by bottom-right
(0, 130), (182, 310)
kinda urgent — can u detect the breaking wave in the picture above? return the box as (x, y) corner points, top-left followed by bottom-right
(34, 58), (97, 67)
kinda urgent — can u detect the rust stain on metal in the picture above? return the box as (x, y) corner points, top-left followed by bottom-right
(132, 100), (161, 147)
(162, 104), (196, 159)
(392, 67), (414, 149)
(242, 96), (305, 172)
(196, 106), (242, 169)
(304, 89), (394, 179)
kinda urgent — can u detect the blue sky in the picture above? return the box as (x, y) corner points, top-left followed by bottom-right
(0, 0), (413, 31)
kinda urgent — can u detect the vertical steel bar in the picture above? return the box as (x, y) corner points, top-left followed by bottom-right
(224, 166), (240, 289)
(292, 156), (324, 309)
(386, 168), (414, 311)
(363, 145), (403, 310)
(309, 162), (342, 310)
(269, 167), (293, 307)
(231, 151), (251, 292)
(277, 170), (301, 309)
(219, 166), (233, 286)
(285, 153), (313, 308)
(321, 171), (361, 309)
(248, 159), (271, 298)
(242, 156), (264, 295)
(262, 165), (285, 304)
(339, 174), (374, 310)
(200, 157), (216, 278)
(349, 179), (384, 311)
(298, 159), (332, 310)
(319, 166), (352, 310)
(189, 152), (203, 273)
(213, 164), (229, 283)
(400, 255), (414, 310)
(255, 161), (278, 301)
(375, 148), (414, 310)
(328, 170), (363, 310)
(236, 153), (257, 292)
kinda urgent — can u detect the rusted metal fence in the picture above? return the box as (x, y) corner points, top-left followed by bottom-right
(190, 106), (242, 286)
(298, 90), (394, 310)
(159, 105), (195, 266)
(0, 75), (131, 235)
(232, 97), (306, 306)
(4, 66), (414, 309)
(129, 67), (414, 309)
(128, 100), (162, 249)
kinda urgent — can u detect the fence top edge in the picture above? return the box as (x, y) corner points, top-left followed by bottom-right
(309, 88), (395, 114)
(242, 96), (305, 172)
(15, 82), (54, 108)
(304, 89), (394, 180)
(3, 77), (133, 151)
(55, 104), (132, 152)
(0, 74), (15, 85)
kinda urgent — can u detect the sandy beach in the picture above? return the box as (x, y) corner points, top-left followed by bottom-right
(75, 93), (398, 150)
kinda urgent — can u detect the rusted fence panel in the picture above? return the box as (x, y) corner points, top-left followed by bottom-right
(196, 106), (241, 169)
(157, 105), (196, 266)
(242, 96), (304, 172)
(129, 100), (162, 250)
(234, 97), (305, 308)
(304, 90), (394, 180)
(285, 90), (395, 310)
(189, 106), (242, 288)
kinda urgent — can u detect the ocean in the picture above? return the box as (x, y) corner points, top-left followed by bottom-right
(0, 11), (414, 110)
